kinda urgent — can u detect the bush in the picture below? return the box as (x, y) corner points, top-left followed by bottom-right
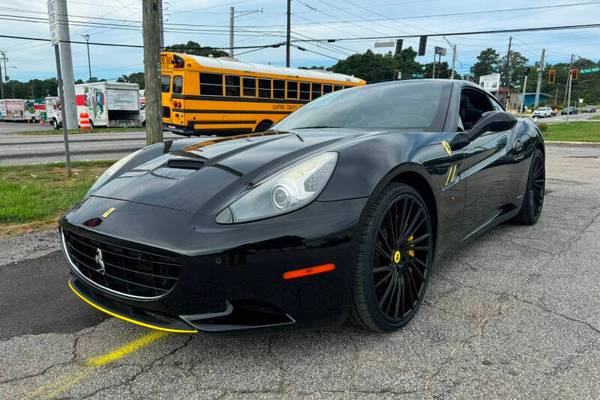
(537, 122), (549, 134)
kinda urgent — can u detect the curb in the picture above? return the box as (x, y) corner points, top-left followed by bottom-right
(545, 141), (600, 147)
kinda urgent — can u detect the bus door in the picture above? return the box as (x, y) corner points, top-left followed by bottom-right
(160, 73), (173, 125)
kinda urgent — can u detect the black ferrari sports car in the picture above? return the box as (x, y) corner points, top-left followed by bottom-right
(60, 79), (545, 334)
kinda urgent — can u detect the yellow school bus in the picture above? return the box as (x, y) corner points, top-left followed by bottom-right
(160, 52), (365, 135)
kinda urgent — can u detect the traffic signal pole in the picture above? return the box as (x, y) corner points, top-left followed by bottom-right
(566, 68), (573, 124)
(534, 48), (545, 108)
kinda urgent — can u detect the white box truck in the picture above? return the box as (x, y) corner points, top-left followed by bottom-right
(45, 96), (62, 129)
(75, 82), (142, 128)
(0, 99), (26, 121)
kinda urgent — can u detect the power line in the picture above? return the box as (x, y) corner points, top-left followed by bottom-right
(287, 23), (600, 43)
(0, 33), (286, 51)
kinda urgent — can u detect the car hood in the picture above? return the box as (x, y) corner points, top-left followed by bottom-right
(91, 129), (374, 212)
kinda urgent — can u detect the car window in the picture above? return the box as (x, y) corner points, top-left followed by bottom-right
(459, 89), (495, 130)
(273, 82), (450, 132)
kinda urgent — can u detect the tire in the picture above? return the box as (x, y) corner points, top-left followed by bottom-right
(514, 148), (545, 225)
(350, 183), (434, 332)
(255, 120), (273, 132)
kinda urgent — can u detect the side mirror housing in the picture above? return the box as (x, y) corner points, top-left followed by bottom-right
(467, 111), (516, 141)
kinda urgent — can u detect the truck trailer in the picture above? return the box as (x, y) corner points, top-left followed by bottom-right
(75, 82), (141, 128)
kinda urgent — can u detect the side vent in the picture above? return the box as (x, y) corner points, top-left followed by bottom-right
(166, 158), (206, 170)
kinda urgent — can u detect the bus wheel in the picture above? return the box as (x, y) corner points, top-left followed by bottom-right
(255, 120), (273, 132)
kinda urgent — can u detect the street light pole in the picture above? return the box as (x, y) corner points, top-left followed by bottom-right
(82, 34), (91, 82)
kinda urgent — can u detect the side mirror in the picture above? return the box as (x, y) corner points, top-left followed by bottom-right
(467, 111), (516, 141)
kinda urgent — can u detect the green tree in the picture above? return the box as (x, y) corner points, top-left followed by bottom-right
(117, 72), (145, 89)
(499, 51), (528, 89)
(471, 48), (500, 82)
(164, 41), (228, 57)
(396, 47), (423, 79)
(330, 50), (398, 83)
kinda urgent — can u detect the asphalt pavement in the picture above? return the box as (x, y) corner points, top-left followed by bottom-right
(0, 144), (599, 399)
(0, 126), (181, 165)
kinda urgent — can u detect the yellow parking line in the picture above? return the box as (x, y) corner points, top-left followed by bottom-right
(86, 330), (167, 367)
(20, 330), (169, 399)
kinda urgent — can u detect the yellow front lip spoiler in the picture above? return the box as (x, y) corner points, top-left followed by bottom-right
(68, 280), (198, 334)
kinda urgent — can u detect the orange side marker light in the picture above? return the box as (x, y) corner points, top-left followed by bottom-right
(283, 263), (336, 280)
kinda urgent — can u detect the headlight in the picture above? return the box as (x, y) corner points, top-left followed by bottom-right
(216, 152), (338, 224)
(86, 149), (142, 196)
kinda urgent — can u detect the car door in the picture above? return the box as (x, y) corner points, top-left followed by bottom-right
(457, 88), (516, 239)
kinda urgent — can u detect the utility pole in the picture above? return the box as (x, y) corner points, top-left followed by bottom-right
(443, 37), (456, 80)
(55, 0), (77, 129)
(563, 54), (575, 106)
(450, 44), (456, 80)
(54, 44), (72, 175)
(158, 0), (164, 49)
(82, 34), (91, 82)
(504, 36), (512, 109)
(286, 0), (291, 67)
(533, 48), (545, 108)
(566, 66), (573, 124)
(143, 0), (163, 145)
(229, 7), (235, 57)
(520, 74), (528, 114)
(0, 51), (4, 99)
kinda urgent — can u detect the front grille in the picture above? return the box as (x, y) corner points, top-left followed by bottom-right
(162, 106), (171, 118)
(63, 229), (181, 298)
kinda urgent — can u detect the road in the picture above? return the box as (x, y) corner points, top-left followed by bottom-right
(1, 144), (599, 399)
(540, 111), (598, 123)
(0, 129), (181, 165)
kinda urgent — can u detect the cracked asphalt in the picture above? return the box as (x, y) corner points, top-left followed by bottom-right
(1, 144), (599, 399)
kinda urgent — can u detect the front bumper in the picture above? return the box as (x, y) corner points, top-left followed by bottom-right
(60, 196), (368, 333)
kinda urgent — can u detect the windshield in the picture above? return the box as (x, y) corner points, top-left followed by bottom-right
(274, 82), (450, 132)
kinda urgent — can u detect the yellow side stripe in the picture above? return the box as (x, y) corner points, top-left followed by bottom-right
(68, 280), (198, 334)
(445, 164), (457, 186)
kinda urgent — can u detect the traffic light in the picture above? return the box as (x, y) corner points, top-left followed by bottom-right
(418, 36), (427, 56)
(523, 67), (531, 76)
(395, 39), (403, 57)
(572, 68), (579, 81)
(548, 69), (556, 84)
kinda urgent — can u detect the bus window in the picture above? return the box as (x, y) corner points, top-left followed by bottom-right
(273, 80), (285, 99)
(287, 81), (298, 99)
(299, 82), (310, 100)
(160, 75), (170, 92)
(243, 77), (257, 97)
(258, 79), (271, 98)
(225, 75), (240, 96)
(173, 76), (183, 94)
(200, 73), (223, 96)
(311, 83), (322, 100)
(334, 85), (343, 91)
(323, 84), (333, 94)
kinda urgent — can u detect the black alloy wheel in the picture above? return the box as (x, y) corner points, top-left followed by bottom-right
(515, 149), (545, 225)
(351, 183), (434, 332)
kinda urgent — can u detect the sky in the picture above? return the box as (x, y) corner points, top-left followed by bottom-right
(1, 0), (599, 82)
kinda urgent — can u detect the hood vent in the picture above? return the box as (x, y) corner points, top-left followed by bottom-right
(166, 158), (206, 170)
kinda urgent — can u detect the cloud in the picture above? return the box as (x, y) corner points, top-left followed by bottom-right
(0, 0), (598, 81)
